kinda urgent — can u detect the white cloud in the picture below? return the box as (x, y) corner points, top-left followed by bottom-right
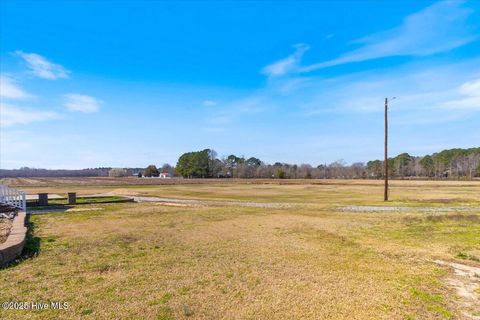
(64, 94), (102, 113)
(459, 78), (480, 95)
(0, 103), (60, 127)
(262, 44), (309, 77)
(202, 100), (217, 106)
(0, 75), (31, 99)
(15, 51), (70, 80)
(229, 54), (480, 130)
(301, 1), (476, 71)
(440, 79), (480, 110)
(292, 60), (480, 129)
(263, 1), (476, 76)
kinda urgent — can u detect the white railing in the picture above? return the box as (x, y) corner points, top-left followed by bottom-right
(0, 184), (26, 212)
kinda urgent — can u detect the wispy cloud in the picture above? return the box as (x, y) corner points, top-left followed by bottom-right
(0, 103), (60, 127)
(440, 79), (480, 110)
(15, 51), (70, 80)
(301, 1), (476, 71)
(202, 100), (217, 107)
(235, 54), (480, 128)
(205, 96), (265, 127)
(64, 94), (102, 113)
(0, 74), (32, 99)
(293, 59), (480, 127)
(262, 44), (309, 78)
(262, 1), (477, 76)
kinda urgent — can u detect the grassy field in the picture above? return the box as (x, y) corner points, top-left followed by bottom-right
(0, 178), (479, 319)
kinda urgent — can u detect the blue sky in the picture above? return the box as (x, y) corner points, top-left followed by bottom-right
(1, 1), (480, 169)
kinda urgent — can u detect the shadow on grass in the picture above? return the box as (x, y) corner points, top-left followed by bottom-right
(27, 203), (73, 211)
(1, 219), (41, 269)
(23, 220), (41, 258)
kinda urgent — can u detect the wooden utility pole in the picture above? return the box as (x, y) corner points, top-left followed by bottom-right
(384, 97), (389, 201)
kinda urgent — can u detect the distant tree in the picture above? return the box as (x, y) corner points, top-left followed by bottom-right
(144, 165), (159, 177)
(137, 172), (143, 178)
(108, 168), (128, 177)
(176, 149), (213, 178)
(224, 154), (245, 178)
(290, 164), (298, 178)
(351, 162), (366, 178)
(299, 164), (312, 179)
(329, 160), (346, 178)
(207, 150), (220, 177)
(245, 157), (261, 167)
(176, 153), (191, 177)
(314, 164), (328, 179)
(367, 160), (383, 179)
(274, 168), (286, 179)
(393, 153), (413, 177)
(420, 155), (435, 177)
(211, 158), (224, 178)
(387, 158), (396, 178)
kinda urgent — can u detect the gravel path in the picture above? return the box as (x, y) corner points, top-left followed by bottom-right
(132, 196), (293, 208)
(88, 193), (293, 208)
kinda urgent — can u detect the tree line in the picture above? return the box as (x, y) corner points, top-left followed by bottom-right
(0, 167), (113, 178)
(1, 147), (479, 179)
(173, 147), (480, 179)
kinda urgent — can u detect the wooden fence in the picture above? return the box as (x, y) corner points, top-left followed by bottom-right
(0, 184), (26, 212)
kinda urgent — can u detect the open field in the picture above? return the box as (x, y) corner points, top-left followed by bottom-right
(1, 178), (479, 319)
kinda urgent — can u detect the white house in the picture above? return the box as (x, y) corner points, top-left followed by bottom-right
(159, 172), (170, 178)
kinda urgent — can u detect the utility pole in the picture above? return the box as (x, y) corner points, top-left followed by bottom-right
(384, 98), (389, 201)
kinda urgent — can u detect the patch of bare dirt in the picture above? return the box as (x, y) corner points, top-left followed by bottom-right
(131, 195), (292, 208)
(341, 205), (479, 213)
(434, 260), (480, 319)
(89, 193), (292, 208)
(0, 218), (13, 244)
(154, 202), (196, 207)
(426, 214), (480, 222)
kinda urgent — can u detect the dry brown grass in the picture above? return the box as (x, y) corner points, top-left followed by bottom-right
(0, 179), (479, 319)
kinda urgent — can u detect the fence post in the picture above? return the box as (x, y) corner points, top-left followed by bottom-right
(38, 193), (49, 206)
(68, 192), (76, 205)
(21, 192), (26, 212)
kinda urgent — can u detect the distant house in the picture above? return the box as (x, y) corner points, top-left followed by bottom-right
(443, 169), (450, 178)
(159, 172), (170, 178)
